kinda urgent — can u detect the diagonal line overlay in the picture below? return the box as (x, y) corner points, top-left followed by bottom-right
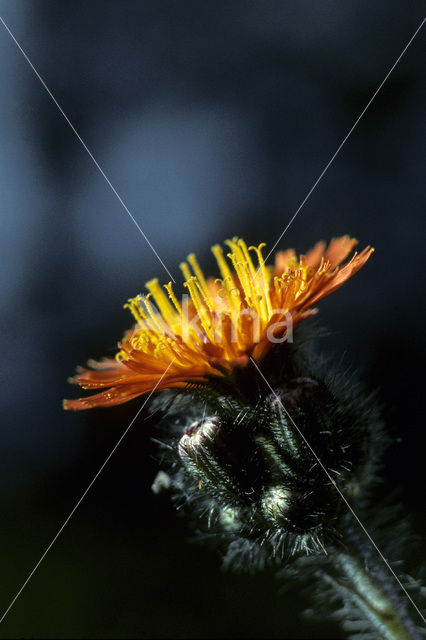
(0, 359), (176, 625)
(259, 16), (426, 272)
(0, 15), (176, 283)
(1, 6), (424, 631)
(249, 356), (426, 627)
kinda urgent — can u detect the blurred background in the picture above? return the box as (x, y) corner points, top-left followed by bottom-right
(0, 1), (425, 637)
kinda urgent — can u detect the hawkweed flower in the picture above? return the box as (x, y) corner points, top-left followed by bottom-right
(64, 235), (426, 639)
(64, 235), (372, 410)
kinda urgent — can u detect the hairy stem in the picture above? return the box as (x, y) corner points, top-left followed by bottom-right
(318, 526), (424, 640)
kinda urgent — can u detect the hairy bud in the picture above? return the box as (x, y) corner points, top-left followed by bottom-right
(154, 346), (383, 571)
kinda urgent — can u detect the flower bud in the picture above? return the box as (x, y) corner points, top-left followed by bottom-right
(177, 415), (243, 507)
(261, 486), (292, 525)
(178, 416), (220, 462)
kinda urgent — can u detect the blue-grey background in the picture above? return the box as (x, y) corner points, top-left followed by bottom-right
(0, 1), (425, 638)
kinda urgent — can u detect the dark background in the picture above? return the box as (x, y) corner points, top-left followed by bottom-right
(0, 1), (425, 638)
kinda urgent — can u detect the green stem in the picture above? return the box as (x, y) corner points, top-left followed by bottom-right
(317, 526), (424, 640)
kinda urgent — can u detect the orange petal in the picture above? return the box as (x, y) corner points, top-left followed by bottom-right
(274, 249), (296, 274)
(303, 241), (327, 269)
(324, 235), (358, 267)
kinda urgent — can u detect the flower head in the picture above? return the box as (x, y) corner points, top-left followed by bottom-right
(64, 235), (373, 410)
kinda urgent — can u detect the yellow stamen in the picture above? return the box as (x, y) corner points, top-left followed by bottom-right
(192, 277), (215, 312)
(187, 253), (210, 299)
(211, 244), (233, 282)
(124, 296), (147, 326)
(180, 261), (192, 283)
(214, 277), (241, 315)
(184, 277), (214, 341)
(164, 281), (199, 340)
(65, 234), (374, 411)
(164, 282), (182, 314)
(295, 265), (309, 298)
(140, 294), (166, 334)
(249, 243), (273, 316)
(145, 278), (177, 325)
(229, 253), (257, 310)
(237, 238), (257, 279)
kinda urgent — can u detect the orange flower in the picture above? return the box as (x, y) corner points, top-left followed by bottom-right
(64, 235), (373, 410)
